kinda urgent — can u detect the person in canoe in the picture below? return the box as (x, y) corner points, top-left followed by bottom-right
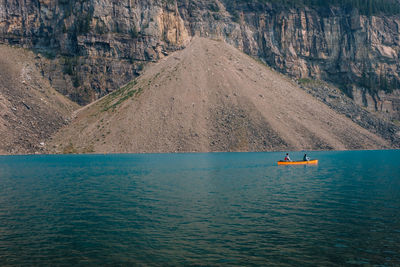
(284, 153), (291, 162)
(303, 153), (310, 161)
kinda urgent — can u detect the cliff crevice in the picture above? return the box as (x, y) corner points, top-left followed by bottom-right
(1, 0), (399, 120)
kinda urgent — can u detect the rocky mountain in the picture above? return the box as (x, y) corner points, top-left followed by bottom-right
(1, 0), (400, 154)
(47, 38), (395, 154)
(0, 44), (78, 154)
(0, 0), (191, 104)
(1, 0), (399, 122)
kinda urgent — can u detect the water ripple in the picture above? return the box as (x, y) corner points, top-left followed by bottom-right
(0, 151), (399, 265)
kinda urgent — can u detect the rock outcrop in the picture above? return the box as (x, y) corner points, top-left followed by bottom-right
(0, 0), (191, 104)
(1, 1), (399, 112)
(298, 79), (400, 146)
(1, 0), (400, 123)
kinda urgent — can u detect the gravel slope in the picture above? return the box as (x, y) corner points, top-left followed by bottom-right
(0, 45), (78, 154)
(48, 38), (390, 153)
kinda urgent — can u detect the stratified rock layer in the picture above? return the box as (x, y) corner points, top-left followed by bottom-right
(1, 0), (399, 119)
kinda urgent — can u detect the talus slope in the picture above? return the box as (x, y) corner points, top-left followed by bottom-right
(49, 38), (390, 153)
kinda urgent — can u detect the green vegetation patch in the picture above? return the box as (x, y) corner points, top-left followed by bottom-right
(101, 80), (142, 112)
(297, 78), (325, 86)
(298, 78), (313, 85)
(63, 142), (78, 154)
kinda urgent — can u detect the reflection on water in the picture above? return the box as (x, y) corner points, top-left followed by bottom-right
(0, 150), (399, 265)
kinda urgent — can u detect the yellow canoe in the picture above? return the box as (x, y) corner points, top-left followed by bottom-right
(277, 159), (318, 165)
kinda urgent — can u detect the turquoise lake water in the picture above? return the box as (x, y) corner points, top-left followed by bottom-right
(0, 150), (399, 265)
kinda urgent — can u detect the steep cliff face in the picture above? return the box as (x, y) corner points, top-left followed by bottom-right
(1, 0), (399, 118)
(178, 1), (400, 119)
(0, 0), (191, 104)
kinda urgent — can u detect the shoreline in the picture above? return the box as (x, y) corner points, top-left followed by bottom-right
(1, 148), (399, 157)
